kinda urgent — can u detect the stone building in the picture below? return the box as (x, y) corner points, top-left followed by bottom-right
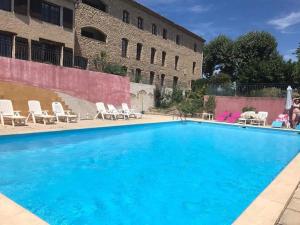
(0, 0), (205, 90)
(75, 0), (205, 90)
(0, 0), (83, 67)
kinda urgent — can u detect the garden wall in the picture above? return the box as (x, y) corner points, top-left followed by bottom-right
(130, 82), (155, 112)
(0, 57), (130, 105)
(213, 96), (286, 124)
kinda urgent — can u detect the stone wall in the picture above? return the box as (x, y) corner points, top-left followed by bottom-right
(130, 82), (155, 112)
(75, 1), (204, 90)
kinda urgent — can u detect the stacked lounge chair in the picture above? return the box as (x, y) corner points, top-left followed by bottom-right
(122, 103), (142, 119)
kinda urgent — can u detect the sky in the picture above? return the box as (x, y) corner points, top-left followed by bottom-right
(136, 0), (300, 61)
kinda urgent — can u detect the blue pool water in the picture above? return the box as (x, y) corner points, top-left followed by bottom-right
(0, 122), (299, 225)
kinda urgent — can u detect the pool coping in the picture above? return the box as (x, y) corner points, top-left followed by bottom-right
(0, 118), (299, 225)
(233, 153), (300, 225)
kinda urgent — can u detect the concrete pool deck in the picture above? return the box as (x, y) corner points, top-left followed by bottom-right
(0, 115), (299, 225)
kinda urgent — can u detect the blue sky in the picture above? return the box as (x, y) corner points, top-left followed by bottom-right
(136, 0), (300, 61)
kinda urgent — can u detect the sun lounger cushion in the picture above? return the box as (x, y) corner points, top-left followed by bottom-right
(272, 121), (283, 128)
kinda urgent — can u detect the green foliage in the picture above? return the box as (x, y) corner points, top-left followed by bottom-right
(242, 106), (256, 112)
(203, 31), (299, 84)
(93, 51), (108, 71)
(172, 88), (183, 103)
(209, 73), (232, 84)
(103, 64), (127, 76)
(203, 35), (234, 78)
(204, 96), (216, 113)
(177, 98), (203, 116)
(154, 88), (161, 107)
(249, 87), (284, 97)
(93, 51), (127, 76)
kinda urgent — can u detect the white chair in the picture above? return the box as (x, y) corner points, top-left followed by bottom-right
(251, 112), (268, 126)
(107, 104), (128, 120)
(238, 111), (257, 125)
(94, 102), (115, 120)
(122, 103), (142, 119)
(27, 100), (56, 125)
(52, 102), (78, 123)
(0, 100), (26, 126)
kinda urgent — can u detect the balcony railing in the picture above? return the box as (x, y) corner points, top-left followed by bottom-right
(0, 39), (88, 70)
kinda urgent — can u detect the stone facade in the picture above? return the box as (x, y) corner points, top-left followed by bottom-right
(0, 0), (75, 65)
(75, 0), (205, 90)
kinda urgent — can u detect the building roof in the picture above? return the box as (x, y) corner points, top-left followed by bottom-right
(126, 0), (206, 43)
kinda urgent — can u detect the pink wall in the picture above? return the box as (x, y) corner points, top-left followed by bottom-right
(213, 96), (286, 124)
(0, 57), (130, 105)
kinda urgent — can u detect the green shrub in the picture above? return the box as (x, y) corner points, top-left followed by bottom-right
(204, 96), (216, 113)
(103, 64), (127, 76)
(172, 88), (183, 103)
(177, 98), (203, 116)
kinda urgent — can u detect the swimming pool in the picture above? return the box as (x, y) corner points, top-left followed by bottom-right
(0, 122), (299, 225)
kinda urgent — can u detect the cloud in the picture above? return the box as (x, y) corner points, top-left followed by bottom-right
(189, 4), (211, 13)
(268, 11), (300, 30)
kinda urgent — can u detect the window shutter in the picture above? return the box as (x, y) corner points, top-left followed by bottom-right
(30, 0), (41, 19)
(63, 7), (73, 29)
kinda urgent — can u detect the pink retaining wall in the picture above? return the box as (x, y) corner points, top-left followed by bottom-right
(214, 96), (286, 124)
(0, 57), (130, 105)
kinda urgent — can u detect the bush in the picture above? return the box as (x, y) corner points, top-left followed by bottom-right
(204, 96), (216, 113)
(242, 106), (256, 112)
(103, 64), (127, 76)
(177, 98), (203, 116)
(172, 88), (183, 103)
(154, 88), (161, 107)
(210, 73), (232, 85)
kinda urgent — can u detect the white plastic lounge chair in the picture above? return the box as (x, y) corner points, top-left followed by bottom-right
(238, 111), (257, 125)
(52, 102), (78, 123)
(107, 104), (128, 120)
(94, 102), (115, 120)
(251, 112), (268, 126)
(0, 100), (26, 126)
(27, 100), (56, 125)
(122, 103), (142, 119)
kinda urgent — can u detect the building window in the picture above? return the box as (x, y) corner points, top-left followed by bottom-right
(0, 33), (12, 57)
(150, 71), (155, 85)
(135, 69), (142, 83)
(161, 74), (165, 86)
(30, 0), (41, 19)
(123, 10), (130, 23)
(14, 0), (27, 15)
(0, 0), (11, 11)
(41, 1), (60, 26)
(162, 51), (166, 66)
(193, 62), (196, 74)
(82, 0), (107, 12)
(194, 43), (197, 52)
(15, 37), (29, 60)
(163, 28), (167, 40)
(137, 17), (143, 30)
(176, 35), (181, 45)
(121, 38), (128, 57)
(81, 27), (107, 42)
(150, 48), (156, 64)
(175, 56), (179, 70)
(152, 24), (157, 35)
(173, 76), (178, 88)
(63, 47), (73, 67)
(31, 40), (61, 65)
(74, 56), (88, 69)
(136, 43), (142, 61)
(63, 7), (73, 29)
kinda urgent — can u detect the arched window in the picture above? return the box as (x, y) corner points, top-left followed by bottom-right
(81, 27), (107, 42)
(82, 0), (107, 12)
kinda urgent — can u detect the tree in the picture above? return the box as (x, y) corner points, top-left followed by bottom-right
(296, 43), (300, 61)
(233, 31), (283, 83)
(203, 35), (234, 78)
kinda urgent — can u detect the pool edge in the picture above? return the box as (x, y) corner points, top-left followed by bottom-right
(0, 193), (48, 225)
(232, 153), (300, 225)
